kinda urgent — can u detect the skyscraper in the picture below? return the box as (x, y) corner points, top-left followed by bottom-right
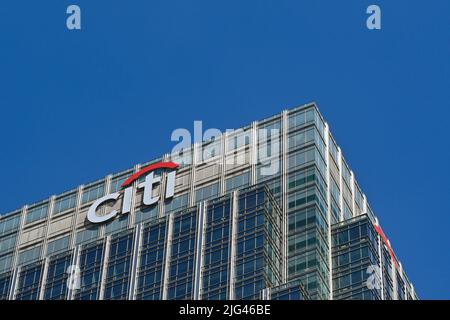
(0, 102), (417, 300)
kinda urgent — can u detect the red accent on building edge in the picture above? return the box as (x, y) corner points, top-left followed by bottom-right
(374, 224), (399, 270)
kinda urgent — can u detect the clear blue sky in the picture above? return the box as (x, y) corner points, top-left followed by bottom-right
(0, 1), (449, 299)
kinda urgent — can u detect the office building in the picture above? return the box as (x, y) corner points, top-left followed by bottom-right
(0, 102), (417, 300)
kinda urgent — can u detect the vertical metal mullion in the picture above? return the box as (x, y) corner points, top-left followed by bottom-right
(98, 236), (111, 300)
(337, 147), (344, 222)
(10, 206), (27, 278)
(162, 213), (174, 300)
(159, 157), (169, 218)
(8, 266), (20, 300)
(41, 196), (55, 261)
(7, 205), (28, 300)
(410, 284), (416, 300)
(250, 121), (258, 185)
(193, 201), (206, 299)
(363, 194), (368, 215)
(228, 190), (239, 300)
(219, 134), (227, 196)
(189, 144), (198, 207)
(128, 224), (143, 300)
(398, 263), (407, 300)
(392, 257), (398, 300)
(324, 123), (333, 300)
(350, 171), (356, 217)
(261, 287), (271, 300)
(38, 257), (50, 300)
(69, 186), (84, 249)
(280, 111), (288, 283)
(67, 245), (81, 300)
(375, 219), (385, 300)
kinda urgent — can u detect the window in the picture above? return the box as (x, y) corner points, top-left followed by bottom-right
(105, 215), (129, 236)
(0, 233), (17, 254)
(0, 273), (12, 299)
(339, 274), (351, 288)
(167, 210), (197, 300)
(343, 202), (353, 220)
(75, 228), (99, 245)
(46, 236), (70, 256)
(227, 129), (251, 151)
(296, 126), (325, 157)
(338, 252), (349, 266)
(104, 233), (133, 300)
(288, 230), (317, 254)
(288, 147), (316, 170)
(15, 264), (43, 300)
(288, 187), (323, 211)
(288, 251), (317, 275)
(259, 120), (281, 132)
(331, 201), (340, 224)
(0, 214), (20, 236)
(18, 246), (42, 266)
(135, 205), (159, 224)
(170, 148), (192, 166)
(329, 135), (339, 165)
(288, 167), (326, 199)
(225, 172), (250, 192)
(338, 230), (349, 245)
(0, 254), (12, 273)
(288, 109), (307, 129)
(199, 140), (222, 163)
(288, 206), (324, 234)
(44, 253), (72, 300)
(256, 156), (281, 181)
(82, 183), (105, 204)
(367, 205), (376, 222)
(288, 107), (318, 131)
(195, 183), (219, 203)
(53, 193), (77, 215)
(196, 164), (220, 182)
(350, 248), (361, 263)
(355, 183), (363, 211)
(136, 221), (167, 300)
(164, 193), (189, 214)
(26, 204), (48, 224)
(330, 178), (340, 204)
(258, 135), (281, 159)
(349, 226), (360, 241)
(288, 127), (315, 150)
(342, 159), (351, 188)
(75, 243), (104, 300)
(110, 174), (130, 193)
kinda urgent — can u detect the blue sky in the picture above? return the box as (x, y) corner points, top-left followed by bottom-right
(0, 1), (449, 299)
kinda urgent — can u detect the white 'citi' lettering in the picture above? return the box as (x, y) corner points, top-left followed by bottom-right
(87, 170), (176, 224)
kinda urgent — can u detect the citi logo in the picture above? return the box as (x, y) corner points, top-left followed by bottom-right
(87, 162), (179, 224)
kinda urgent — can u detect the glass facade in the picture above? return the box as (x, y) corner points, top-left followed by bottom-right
(44, 252), (72, 300)
(0, 102), (417, 300)
(201, 197), (232, 300)
(0, 272), (12, 300)
(136, 218), (167, 300)
(75, 241), (104, 300)
(264, 280), (310, 300)
(15, 262), (43, 300)
(234, 188), (282, 300)
(166, 209), (197, 300)
(104, 232), (134, 300)
(332, 215), (381, 300)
